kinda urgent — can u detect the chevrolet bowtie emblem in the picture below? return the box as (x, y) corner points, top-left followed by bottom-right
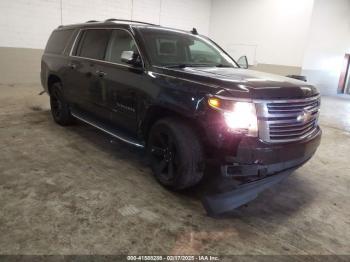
(297, 109), (312, 123)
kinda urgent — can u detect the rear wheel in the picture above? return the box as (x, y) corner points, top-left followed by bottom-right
(50, 82), (74, 126)
(147, 118), (204, 190)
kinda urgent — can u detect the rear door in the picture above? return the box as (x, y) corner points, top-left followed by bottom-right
(67, 29), (111, 116)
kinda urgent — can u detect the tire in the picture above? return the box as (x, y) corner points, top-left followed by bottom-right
(49, 82), (74, 126)
(147, 117), (204, 190)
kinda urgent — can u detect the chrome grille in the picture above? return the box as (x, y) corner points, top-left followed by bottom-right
(256, 95), (321, 143)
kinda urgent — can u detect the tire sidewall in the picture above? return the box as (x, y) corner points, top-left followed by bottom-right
(148, 119), (203, 190)
(50, 82), (73, 125)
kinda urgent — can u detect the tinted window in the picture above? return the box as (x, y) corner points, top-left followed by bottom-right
(45, 29), (74, 54)
(105, 30), (138, 64)
(139, 28), (237, 67)
(77, 29), (111, 60)
(189, 40), (221, 64)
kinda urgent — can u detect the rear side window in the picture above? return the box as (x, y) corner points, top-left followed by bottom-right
(45, 29), (74, 54)
(76, 29), (111, 60)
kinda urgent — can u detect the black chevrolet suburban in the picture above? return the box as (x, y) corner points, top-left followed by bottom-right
(41, 19), (321, 215)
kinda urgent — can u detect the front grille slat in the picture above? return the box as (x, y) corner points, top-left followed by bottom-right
(268, 106), (319, 113)
(270, 120), (316, 133)
(268, 101), (319, 108)
(270, 119), (315, 128)
(265, 111), (317, 118)
(270, 124), (315, 137)
(267, 99), (320, 118)
(265, 115), (317, 125)
(270, 127), (317, 141)
(257, 95), (321, 143)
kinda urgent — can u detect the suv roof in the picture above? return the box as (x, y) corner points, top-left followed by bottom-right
(58, 18), (159, 29)
(57, 18), (197, 35)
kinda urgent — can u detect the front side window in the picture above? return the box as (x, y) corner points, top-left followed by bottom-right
(76, 29), (111, 60)
(105, 30), (138, 64)
(138, 28), (238, 68)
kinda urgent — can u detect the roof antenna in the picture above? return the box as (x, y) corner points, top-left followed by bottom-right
(191, 28), (198, 35)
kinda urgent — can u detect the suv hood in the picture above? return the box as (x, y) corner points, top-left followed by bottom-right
(155, 67), (319, 100)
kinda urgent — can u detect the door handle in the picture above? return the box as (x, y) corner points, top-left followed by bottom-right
(96, 70), (107, 78)
(68, 63), (76, 69)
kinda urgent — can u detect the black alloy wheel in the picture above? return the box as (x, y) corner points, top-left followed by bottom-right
(148, 118), (204, 190)
(50, 88), (63, 120)
(150, 129), (179, 184)
(49, 82), (74, 126)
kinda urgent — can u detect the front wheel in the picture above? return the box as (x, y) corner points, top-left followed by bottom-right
(147, 118), (204, 190)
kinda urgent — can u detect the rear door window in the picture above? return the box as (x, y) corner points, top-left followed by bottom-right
(76, 29), (111, 60)
(45, 29), (74, 54)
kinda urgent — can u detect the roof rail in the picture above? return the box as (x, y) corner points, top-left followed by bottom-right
(104, 18), (157, 26)
(86, 20), (99, 23)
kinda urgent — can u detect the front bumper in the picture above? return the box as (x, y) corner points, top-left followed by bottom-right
(201, 127), (321, 216)
(202, 168), (294, 216)
(221, 127), (322, 177)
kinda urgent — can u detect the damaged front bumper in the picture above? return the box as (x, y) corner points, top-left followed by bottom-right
(202, 128), (321, 216)
(202, 166), (295, 216)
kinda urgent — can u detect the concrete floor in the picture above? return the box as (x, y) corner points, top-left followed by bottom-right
(0, 83), (349, 256)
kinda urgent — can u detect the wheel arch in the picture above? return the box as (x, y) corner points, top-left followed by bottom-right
(140, 105), (206, 146)
(47, 74), (62, 95)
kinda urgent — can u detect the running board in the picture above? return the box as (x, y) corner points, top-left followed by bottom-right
(71, 110), (145, 148)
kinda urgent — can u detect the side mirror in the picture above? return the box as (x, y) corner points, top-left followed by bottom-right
(237, 55), (249, 69)
(121, 51), (142, 67)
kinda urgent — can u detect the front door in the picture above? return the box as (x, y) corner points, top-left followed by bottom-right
(96, 29), (145, 134)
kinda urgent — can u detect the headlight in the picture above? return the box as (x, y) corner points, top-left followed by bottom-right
(208, 97), (258, 137)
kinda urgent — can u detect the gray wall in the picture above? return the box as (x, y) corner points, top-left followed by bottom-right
(302, 69), (340, 96)
(0, 47), (43, 85)
(301, 0), (350, 96)
(0, 0), (210, 86)
(0, 47), (303, 86)
(251, 64), (302, 76)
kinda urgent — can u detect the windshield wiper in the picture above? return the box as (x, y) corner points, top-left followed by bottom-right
(215, 64), (233, 68)
(163, 64), (189, 68)
(163, 63), (233, 69)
